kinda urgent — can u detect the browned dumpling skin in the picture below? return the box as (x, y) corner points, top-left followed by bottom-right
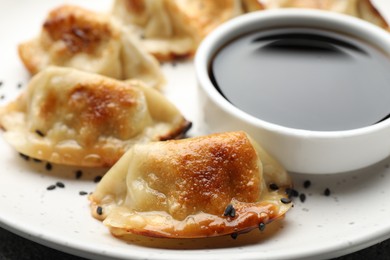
(89, 131), (292, 239)
(256, 0), (389, 31)
(111, 0), (244, 61)
(0, 67), (191, 167)
(18, 5), (165, 89)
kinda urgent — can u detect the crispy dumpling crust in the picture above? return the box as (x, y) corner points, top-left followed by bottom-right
(0, 67), (191, 167)
(18, 5), (165, 89)
(42, 5), (114, 55)
(90, 131), (292, 238)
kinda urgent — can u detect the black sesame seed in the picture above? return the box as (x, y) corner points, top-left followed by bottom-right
(96, 206), (103, 215)
(171, 61), (177, 67)
(285, 188), (299, 198)
(19, 153), (30, 161)
(0, 81), (3, 87)
(45, 162), (52, 171)
(32, 158), (42, 163)
(17, 83), (22, 88)
(223, 204), (234, 217)
(229, 207), (236, 218)
(75, 170), (83, 179)
(35, 129), (45, 137)
(259, 222), (266, 231)
(46, 185), (56, 191)
(94, 175), (102, 183)
(303, 180), (311, 189)
(281, 197), (292, 204)
(79, 191), (88, 196)
(324, 188), (331, 196)
(0, 95), (4, 100)
(230, 232), (238, 240)
(269, 183), (279, 191)
(299, 193), (306, 203)
(56, 182), (65, 188)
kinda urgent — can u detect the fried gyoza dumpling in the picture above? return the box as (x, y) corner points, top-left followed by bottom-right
(256, 0), (389, 31)
(18, 5), (165, 89)
(0, 67), (191, 167)
(111, 0), (244, 60)
(89, 131), (292, 239)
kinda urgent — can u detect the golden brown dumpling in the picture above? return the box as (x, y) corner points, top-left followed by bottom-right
(18, 5), (165, 89)
(0, 67), (191, 167)
(257, 0), (389, 31)
(89, 131), (292, 239)
(111, 0), (244, 60)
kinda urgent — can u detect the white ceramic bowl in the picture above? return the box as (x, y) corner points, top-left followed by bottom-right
(195, 9), (390, 174)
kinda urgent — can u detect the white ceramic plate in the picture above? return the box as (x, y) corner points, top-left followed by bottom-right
(1, 1), (390, 260)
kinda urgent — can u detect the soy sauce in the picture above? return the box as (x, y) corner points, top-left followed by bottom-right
(210, 28), (390, 131)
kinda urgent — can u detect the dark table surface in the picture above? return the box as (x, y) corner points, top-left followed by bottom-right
(1, 227), (390, 260)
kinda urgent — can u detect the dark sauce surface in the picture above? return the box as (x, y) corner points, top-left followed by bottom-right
(210, 28), (390, 131)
